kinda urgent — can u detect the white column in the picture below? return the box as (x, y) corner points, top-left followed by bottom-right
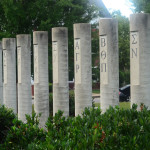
(52, 27), (69, 117)
(17, 34), (32, 122)
(2, 38), (17, 113)
(0, 41), (3, 105)
(99, 18), (119, 112)
(74, 23), (92, 116)
(33, 31), (49, 127)
(130, 13), (150, 109)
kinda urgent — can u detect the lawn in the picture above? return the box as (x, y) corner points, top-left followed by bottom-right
(92, 89), (100, 94)
(94, 102), (131, 109)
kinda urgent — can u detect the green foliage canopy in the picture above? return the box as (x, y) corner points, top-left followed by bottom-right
(0, 0), (99, 38)
(130, 0), (150, 13)
(112, 11), (130, 86)
(0, 0), (100, 81)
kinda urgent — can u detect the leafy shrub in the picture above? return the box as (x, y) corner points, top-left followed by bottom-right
(119, 70), (130, 87)
(0, 105), (16, 144)
(2, 113), (46, 150)
(2, 104), (150, 149)
(49, 83), (53, 93)
(69, 90), (75, 116)
(45, 104), (150, 149)
(49, 93), (53, 116)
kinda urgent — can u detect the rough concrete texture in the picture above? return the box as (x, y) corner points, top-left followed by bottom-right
(99, 18), (119, 112)
(52, 27), (69, 117)
(130, 13), (150, 110)
(2, 38), (17, 113)
(74, 23), (92, 116)
(0, 41), (3, 105)
(33, 31), (49, 127)
(17, 34), (32, 122)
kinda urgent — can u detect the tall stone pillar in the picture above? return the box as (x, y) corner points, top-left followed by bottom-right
(52, 27), (69, 116)
(99, 18), (119, 112)
(0, 41), (3, 105)
(74, 23), (92, 116)
(130, 13), (150, 109)
(17, 34), (32, 122)
(33, 31), (49, 127)
(2, 38), (17, 113)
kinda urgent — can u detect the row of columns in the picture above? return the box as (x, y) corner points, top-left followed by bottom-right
(3, 38), (17, 113)
(0, 32), (49, 127)
(0, 13), (150, 127)
(33, 32), (49, 127)
(52, 28), (69, 116)
(0, 42), (2, 104)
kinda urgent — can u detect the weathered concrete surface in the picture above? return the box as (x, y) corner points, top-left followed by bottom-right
(0, 41), (3, 105)
(2, 38), (17, 113)
(33, 31), (49, 127)
(99, 18), (119, 112)
(17, 34), (32, 122)
(74, 23), (92, 116)
(52, 27), (69, 117)
(130, 13), (150, 110)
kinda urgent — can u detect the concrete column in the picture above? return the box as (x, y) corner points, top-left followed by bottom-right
(33, 31), (49, 127)
(130, 13), (150, 109)
(74, 23), (92, 116)
(52, 27), (69, 117)
(0, 41), (3, 105)
(2, 38), (17, 113)
(99, 18), (119, 112)
(17, 34), (32, 122)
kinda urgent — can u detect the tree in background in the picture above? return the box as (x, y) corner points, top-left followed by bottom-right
(130, 0), (150, 13)
(0, 0), (132, 86)
(112, 11), (130, 86)
(112, 0), (150, 86)
(91, 23), (99, 83)
(0, 0), (100, 82)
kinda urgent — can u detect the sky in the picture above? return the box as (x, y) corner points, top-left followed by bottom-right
(102, 0), (134, 17)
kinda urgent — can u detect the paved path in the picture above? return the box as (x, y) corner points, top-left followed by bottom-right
(93, 97), (100, 103)
(92, 93), (100, 103)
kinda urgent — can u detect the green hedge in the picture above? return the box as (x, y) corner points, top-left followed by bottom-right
(49, 83), (53, 93)
(0, 105), (16, 144)
(1, 104), (150, 149)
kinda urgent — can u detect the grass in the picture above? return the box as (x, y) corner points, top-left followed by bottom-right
(92, 89), (100, 94)
(94, 102), (131, 109)
(70, 89), (100, 94)
(69, 90), (74, 95)
(119, 102), (131, 109)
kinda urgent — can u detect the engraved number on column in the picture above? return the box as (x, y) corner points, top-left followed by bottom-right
(130, 32), (139, 85)
(75, 38), (81, 84)
(100, 35), (108, 85)
(34, 45), (39, 83)
(18, 47), (21, 83)
(3, 50), (7, 84)
(53, 41), (58, 83)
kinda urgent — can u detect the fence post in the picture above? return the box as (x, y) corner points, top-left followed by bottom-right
(99, 18), (119, 112)
(52, 27), (69, 117)
(74, 23), (92, 116)
(2, 38), (17, 113)
(33, 31), (49, 127)
(0, 41), (3, 105)
(130, 13), (150, 109)
(17, 34), (32, 122)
